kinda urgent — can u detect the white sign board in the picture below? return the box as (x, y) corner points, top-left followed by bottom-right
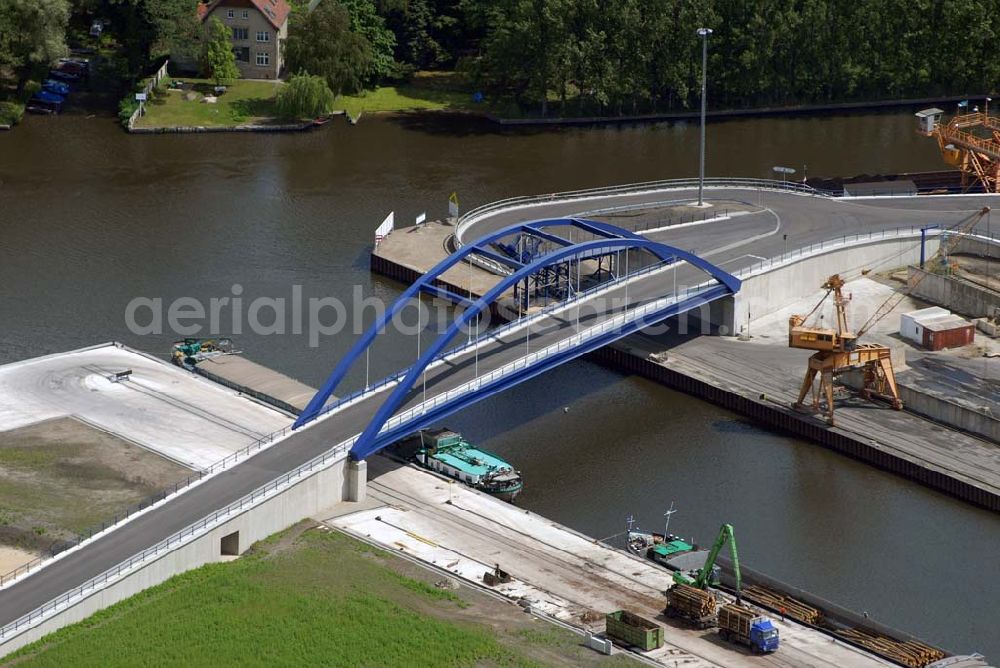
(135, 93), (147, 102)
(772, 166), (795, 175)
(415, 212), (427, 226)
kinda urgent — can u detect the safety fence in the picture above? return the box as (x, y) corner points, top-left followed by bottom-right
(455, 177), (828, 245)
(126, 59), (169, 130)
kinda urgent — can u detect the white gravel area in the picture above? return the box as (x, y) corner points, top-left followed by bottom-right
(0, 343), (291, 470)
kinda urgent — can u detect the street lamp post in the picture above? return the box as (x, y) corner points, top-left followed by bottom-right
(696, 27), (712, 207)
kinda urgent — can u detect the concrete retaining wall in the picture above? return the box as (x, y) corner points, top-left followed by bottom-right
(897, 384), (1000, 443)
(907, 266), (999, 318)
(0, 456), (350, 657)
(588, 344), (999, 511)
(955, 236), (1000, 260)
(729, 237), (939, 333)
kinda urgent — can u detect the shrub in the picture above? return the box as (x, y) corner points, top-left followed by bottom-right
(0, 101), (25, 126)
(23, 80), (42, 97)
(118, 97), (139, 126)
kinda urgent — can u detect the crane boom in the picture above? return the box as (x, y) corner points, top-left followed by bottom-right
(856, 207), (990, 338)
(673, 523), (742, 596)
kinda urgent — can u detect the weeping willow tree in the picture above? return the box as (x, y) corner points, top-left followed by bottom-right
(276, 72), (335, 119)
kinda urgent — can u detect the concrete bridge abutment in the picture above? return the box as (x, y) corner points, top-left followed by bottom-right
(347, 459), (367, 502)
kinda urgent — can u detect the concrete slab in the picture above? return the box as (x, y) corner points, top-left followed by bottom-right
(323, 457), (890, 668)
(195, 354), (316, 412)
(373, 221), (507, 298)
(0, 343), (291, 470)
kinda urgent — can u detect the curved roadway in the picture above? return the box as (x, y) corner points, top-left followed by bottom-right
(2, 186), (997, 663)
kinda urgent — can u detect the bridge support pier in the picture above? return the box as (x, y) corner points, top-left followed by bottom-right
(347, 459), (367, 502)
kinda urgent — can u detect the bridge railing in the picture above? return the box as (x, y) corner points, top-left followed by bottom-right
(379, 280), (718, 437)
(732, 225), (999, 279)
(455, 177), (829, 245)
(0, 433), (356, 643)
(312, 257), (680, 421)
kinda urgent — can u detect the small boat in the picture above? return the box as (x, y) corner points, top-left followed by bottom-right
(48, 69), (79, 82)
(412, 429), (523, 501)
(311, 116), (332, 127)
(171, 337), (236, 369)
(26, 100), (60, 115)
(626, 503), (698, 568)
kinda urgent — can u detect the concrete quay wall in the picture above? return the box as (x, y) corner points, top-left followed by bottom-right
(729, 237), (940, 333)
(897, 383), (1000, 444)
(0, 457), (351, 657)
(589, 344), (999, 511)
(907, 266), (1000, 318)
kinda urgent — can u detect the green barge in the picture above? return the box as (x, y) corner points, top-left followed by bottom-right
(413, 429), (523, 502)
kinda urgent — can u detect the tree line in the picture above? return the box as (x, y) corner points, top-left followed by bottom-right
(5, 0), (1000, 117)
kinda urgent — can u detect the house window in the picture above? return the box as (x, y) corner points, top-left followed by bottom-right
(256, 31), (270, 42)
(256, 52), (270, 66)
(232, 27), (248, 40)
(226, 9), (234, 18)
(234, 47), (250, 62)
(241, 10), (249, 19)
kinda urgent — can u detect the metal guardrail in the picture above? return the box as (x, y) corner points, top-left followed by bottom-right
(455, 177), (828, 245)
(0, 435), (354, 642)
(0, 422), (292, 587)
(732, 226), (999, 278)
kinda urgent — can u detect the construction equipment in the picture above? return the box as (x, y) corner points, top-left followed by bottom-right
(664, 583), (717, 628)
(718, 603), (780, 654)
(918, 109), (1000, 193)
(672, 523), (741, 595)
(788, 275), (902, 423)
(605, 610), (665, 651)
(789, 207), (990, 424)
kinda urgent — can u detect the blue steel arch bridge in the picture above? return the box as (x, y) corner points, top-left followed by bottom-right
(294, 218), (741, 461)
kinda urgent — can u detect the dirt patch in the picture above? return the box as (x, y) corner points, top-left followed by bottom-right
(0, 417), (190, 555)
(310, 525), (632, 667)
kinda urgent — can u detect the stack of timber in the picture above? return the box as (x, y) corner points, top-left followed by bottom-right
(742, 584), (823, 625)
(836, 628), (946, 667)
(665, 584), (717, 627)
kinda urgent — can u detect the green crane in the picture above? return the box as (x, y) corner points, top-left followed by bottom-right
(672, 523), (742, 598)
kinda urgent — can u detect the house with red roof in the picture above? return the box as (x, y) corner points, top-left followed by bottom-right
(196, 0), (290, 79)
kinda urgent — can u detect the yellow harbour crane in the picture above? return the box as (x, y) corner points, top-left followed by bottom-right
(788, 207), (990, 424)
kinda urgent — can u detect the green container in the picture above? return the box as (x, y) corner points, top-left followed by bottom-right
(605, 610), (664, 651)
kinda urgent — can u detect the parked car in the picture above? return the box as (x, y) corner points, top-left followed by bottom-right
(42, 80), (70, 96)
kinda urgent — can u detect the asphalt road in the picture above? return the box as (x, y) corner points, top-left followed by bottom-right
(2, 188), (997, 632)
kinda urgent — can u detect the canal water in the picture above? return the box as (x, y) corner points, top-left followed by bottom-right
(1, 110), (997, 657)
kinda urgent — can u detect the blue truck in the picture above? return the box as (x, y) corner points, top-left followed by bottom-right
(718, 603), (780, 653)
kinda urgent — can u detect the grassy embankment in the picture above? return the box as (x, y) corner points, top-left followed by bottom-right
(135, 71), (492, 128)
(134, 77), (283, 128)
(6, 522), (629, 667)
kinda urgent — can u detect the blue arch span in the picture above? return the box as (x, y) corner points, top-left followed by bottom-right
(293, 218), (741, 441)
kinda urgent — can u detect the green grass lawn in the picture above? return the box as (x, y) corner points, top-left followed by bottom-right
(334, 70), (486, 117)
(135, 77), (284, 128)
(7, 523), (627, 667)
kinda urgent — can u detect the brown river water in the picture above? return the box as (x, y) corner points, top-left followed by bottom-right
(0, 109), (997, 657)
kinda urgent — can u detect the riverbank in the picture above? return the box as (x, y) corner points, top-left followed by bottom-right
(6, 521), (619, 667)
